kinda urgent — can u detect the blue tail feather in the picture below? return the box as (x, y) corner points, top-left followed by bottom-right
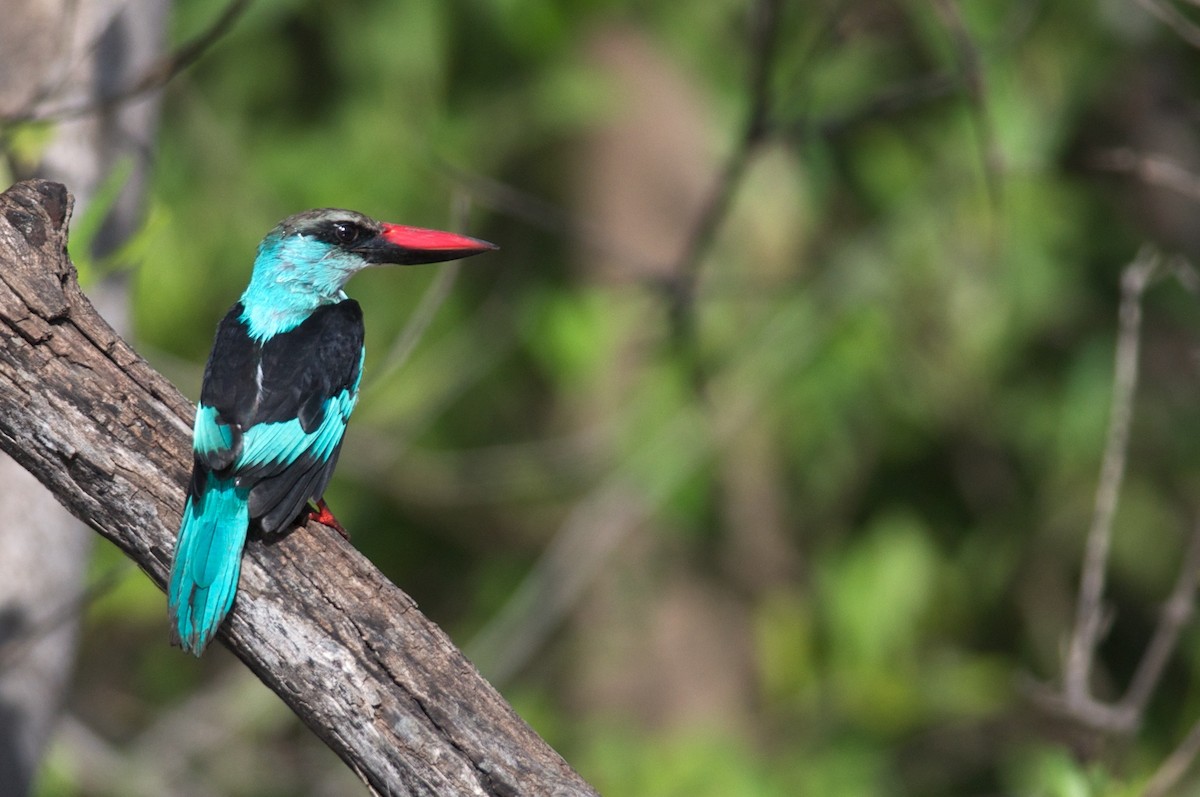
(168, 474), (250, 655)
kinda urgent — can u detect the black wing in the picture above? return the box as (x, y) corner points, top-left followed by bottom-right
(194, 300), (365, 532)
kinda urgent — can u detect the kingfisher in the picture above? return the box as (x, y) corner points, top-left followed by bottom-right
(167, 208), (496, 655)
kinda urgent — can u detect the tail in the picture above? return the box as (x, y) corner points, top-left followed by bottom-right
(168, 473), (251, 655)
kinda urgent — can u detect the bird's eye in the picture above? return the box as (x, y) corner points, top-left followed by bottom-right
(333, 222), (359, 244)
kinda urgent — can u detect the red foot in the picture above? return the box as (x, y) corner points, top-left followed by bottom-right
(308, 497), (350, 540)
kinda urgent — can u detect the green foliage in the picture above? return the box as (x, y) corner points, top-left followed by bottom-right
(583, 728), (805, 797)
(2, 121), (55, 175)
(1002, 747), (1126, 797)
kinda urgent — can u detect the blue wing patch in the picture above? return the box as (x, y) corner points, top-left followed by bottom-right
(193, 404), (240, 471)
(237, 387), (357, 473)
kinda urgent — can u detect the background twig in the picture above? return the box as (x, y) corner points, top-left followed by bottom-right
(1064, 247), (1159, 706)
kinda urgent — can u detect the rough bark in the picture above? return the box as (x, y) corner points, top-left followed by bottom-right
(0, 179), (598, 797)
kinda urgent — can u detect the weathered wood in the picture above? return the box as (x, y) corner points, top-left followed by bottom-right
(0, 179), (599, 797)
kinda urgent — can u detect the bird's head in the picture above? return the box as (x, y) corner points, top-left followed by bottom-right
(241, 208), (496, 338)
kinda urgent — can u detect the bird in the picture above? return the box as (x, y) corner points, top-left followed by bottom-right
(167, 208), (496, 655)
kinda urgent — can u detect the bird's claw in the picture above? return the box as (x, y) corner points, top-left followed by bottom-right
(309, 498), (350, 540)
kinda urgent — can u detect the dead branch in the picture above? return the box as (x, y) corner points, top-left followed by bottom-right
(1132, 0), (1200, 49)
(1091, 148), (1200, 204)
(1063, 248), (1159, 708)
(663, 0), (783, 385)
(0, 179), (597, 797)
(1121, 520), (1200, 722)
(1144, 704), (1200, 797)
(1032, 248), (1200, 756)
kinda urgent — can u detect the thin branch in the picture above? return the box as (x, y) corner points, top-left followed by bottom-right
(664, 0), (782, 350)
(1029, 253), (1200, 741)
(930, 0), (1003, 207)
(801, 72), (959, 139)
(1132, 0), (1200, 49)
(1063, 247), (1160, 704)
(442, 164), (668, 277)
(466, 481), (647, 684)
(1168, 254), (1200, 294)
(365, 261), (461, 393)
(1120, 519), (1200, 720)
(1028, 685), (1136, 734)
(1144, 712), (1200, 797)
(366, 178), (476, 393)
(1091, 148), (1200, 204)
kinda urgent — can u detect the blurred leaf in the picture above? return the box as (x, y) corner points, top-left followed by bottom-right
(5, 121), (55, 171)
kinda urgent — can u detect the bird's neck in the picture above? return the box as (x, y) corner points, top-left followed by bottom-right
(238, 235), (355, 340)
(239, 290), (348, 340)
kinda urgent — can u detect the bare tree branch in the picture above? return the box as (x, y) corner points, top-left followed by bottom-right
(800, 72), (958, 139)
(1091, 148), (1200, 204)
(1026, 253), (1200, 766)
(1144, 709), (1200, 797)
(368, 261), (461, 392)
(1064, 247), (1159, 706)
(930, 0), (1003, 206)
(664, 0), (783, 383)
(0, 179), (597, 797)
(1121, 519), (1200, 720)
(1132, 0), (1200, 49)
